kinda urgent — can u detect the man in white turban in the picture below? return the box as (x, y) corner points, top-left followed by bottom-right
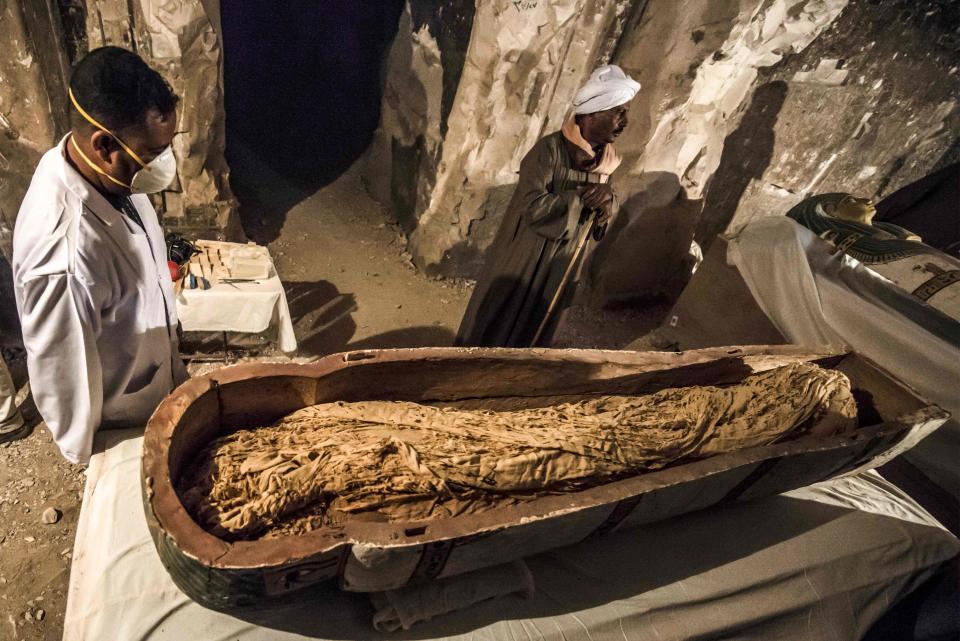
(456, 65), (640, 347)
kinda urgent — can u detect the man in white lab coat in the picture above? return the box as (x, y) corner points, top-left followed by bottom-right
(12, 47), (188, 464)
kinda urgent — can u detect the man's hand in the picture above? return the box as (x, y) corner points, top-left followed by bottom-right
(580, 184), (615, 226)
(580, 183), (614, 210)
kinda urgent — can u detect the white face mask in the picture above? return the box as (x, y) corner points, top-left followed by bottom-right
(69, 88), (178, 194)
(129, 145), (177, 194)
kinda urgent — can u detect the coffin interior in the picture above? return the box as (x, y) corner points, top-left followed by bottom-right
(167, 350), (868, 480)
(148, 347), (941, 582)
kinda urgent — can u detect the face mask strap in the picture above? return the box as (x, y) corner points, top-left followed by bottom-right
(69, 88), (149, 168)
(69, 134), (133, 189)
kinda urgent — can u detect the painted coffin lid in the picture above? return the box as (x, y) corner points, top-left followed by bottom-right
(788, 193), (960, 325)
(141, 346), (948, 611)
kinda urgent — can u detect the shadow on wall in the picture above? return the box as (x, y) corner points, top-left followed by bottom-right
(584, 82), (788, 307)
(221, 1), (404, 243)
(696, 80), (788, 253)
(586, 171), (700, 305)
(433, 182), (518, 279)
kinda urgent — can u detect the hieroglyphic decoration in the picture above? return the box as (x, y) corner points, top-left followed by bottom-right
(789, 193), (960, 321)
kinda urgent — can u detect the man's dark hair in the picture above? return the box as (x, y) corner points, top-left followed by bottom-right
(69, 46), (179, 133)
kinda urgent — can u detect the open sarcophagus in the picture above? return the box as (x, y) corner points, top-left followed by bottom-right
(142, 346), (948, 612)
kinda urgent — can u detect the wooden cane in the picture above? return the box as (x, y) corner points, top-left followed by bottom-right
(531, 216), (596, 346)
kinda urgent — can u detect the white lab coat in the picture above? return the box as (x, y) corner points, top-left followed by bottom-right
(12, 136), (188, 464)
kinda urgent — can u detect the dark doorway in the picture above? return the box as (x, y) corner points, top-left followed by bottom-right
(221, 1), (404, 242)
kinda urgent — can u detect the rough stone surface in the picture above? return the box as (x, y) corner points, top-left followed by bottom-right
(631, 0), (960, 349)
(713, 0), (960, 240)
(368, 0), (635, 276)
(591, 0), (959, 303)
(364, 3), (447, 233)
(368, 0), (958, 313)
(0, 1), (74, 345)
(85, 0), (237, 236)
(590, 0), (850, 302)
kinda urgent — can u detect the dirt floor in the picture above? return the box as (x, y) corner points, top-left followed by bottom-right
(256, 163), (666, 355)
(0, 160), (666, 640)
(0, 349), (84, 641)
(263, 165), (474, 355)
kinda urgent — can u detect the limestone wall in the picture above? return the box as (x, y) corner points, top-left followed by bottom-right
(0, 0), (70, 256)
(707, 0), (959, 241)
(0, 0), (73, 343)
(85, 0), (236, 236)
(593, 0), (958, 304)
(590, 0), (849, 302)
(368, 0), (636, 276)
(370, 0), (958, 312)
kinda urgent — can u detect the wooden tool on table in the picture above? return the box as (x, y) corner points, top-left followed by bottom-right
(198, 253), (212, 284)
(186, 261), (211, 290)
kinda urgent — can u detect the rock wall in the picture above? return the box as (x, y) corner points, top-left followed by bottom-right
(0, 0), (71, 255)
(362, 1), (463, 234)
(704, 0), (959, 244)
(85, 0), (236, 236)
(589, 0), (851, 302)
(0, 0), (73, 343)
(578, 0), (958, 303)
(367, 0), (636, 276)
(370, 0), (958, 311)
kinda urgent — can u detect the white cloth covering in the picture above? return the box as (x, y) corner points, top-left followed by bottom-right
(175, 266), (297, 353)
(572, 65), (641, 115)
(11, 136), (187, 465)
(63, 428), (959, 641)
(727, 216), (960, 497)
(371, 560), (535, 632)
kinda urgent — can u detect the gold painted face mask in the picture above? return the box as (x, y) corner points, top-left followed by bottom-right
(830, 195), (877, 225)
(68, 88), (177, 193)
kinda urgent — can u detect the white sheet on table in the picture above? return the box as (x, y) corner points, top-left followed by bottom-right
(64, 429), (958, 641)
(727, 216), (960, 497)
(175, 274), (297, 353)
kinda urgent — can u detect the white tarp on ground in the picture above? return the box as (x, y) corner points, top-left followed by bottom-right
(64, 428), (959, 641)
(727, 216), (960, 497)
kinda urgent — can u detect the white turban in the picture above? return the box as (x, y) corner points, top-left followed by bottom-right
(572, 65), (641, 115)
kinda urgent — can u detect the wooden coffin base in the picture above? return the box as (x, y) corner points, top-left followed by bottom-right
(142, 346), (948, 611)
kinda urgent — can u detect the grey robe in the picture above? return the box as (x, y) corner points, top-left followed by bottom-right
(455, 131), (618, 347)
